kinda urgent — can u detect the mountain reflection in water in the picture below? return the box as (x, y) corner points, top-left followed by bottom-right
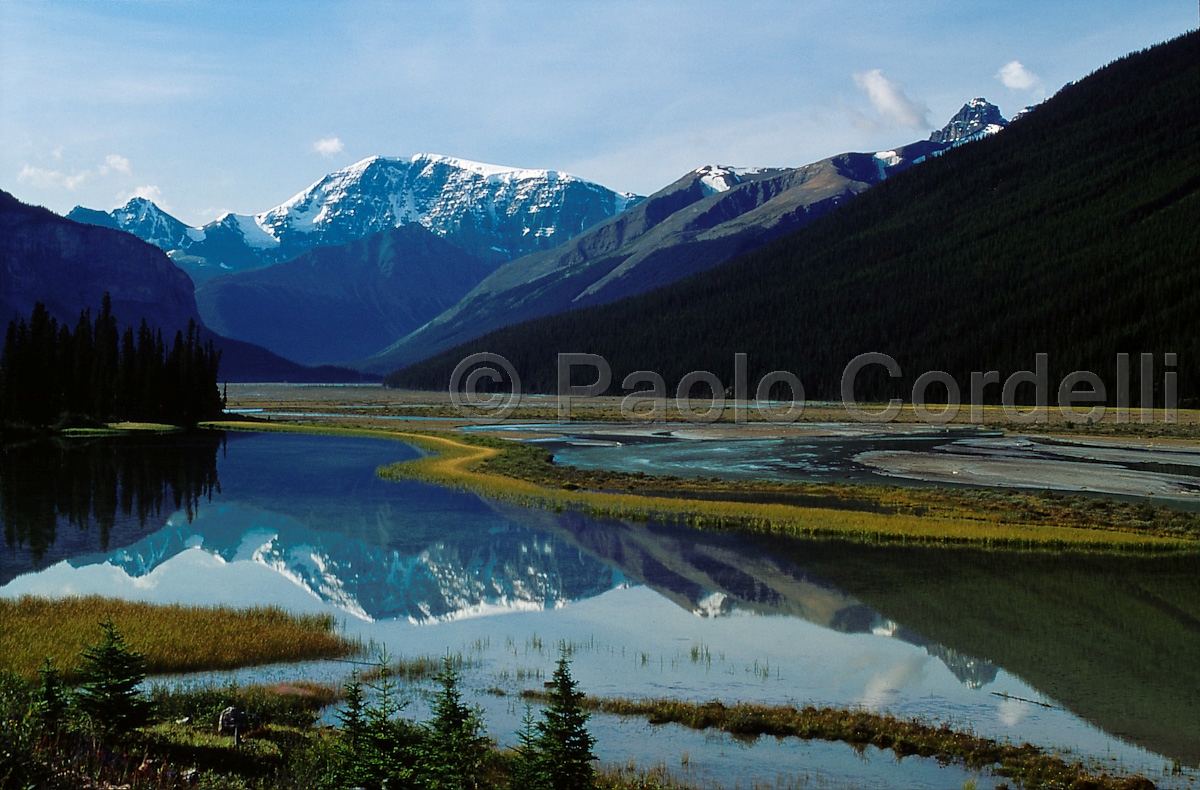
(2, 432), (994, 687)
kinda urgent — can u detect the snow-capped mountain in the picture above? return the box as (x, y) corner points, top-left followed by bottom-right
(260, 154), (641, 256)
(928, 98), (1008, 145)
(68, 154), (642, 283)
(67, 197), (198, 250)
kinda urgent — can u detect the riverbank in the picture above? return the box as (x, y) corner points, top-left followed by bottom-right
(204, 420), (1199, 549)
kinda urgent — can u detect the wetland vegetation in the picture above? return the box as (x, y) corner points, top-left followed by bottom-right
(360, 427), (1200, 548)
(0, 596), (359, 681)
(0, 612), (671, 790)
(518, 694), (1159, 790)
(2, 607), (1167, 790)
(475, 435), (1200, 540)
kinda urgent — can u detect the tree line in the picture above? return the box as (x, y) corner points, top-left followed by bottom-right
(0, 295), (224, 428)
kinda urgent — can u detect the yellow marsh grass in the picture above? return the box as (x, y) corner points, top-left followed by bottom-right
(0, 596), (358, 682)
(207, 421), (1196, 549)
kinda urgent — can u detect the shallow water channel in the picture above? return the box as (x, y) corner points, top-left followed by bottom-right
(2, 430), (1198, 789)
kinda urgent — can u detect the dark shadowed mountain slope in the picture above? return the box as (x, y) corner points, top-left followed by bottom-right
(364, 102), (1007, 374)
(1, 191), (199, 333)
(387, 32), (1200, 404)
(0, 191), (367, 383)
(196, 224), (494, 366)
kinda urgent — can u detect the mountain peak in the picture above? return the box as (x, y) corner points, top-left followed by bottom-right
(930, 98), (1008, 144)
(116, 196), (167, 218)
(692, 165), (772, 194)
(409, 152), (562, 181)
(70, 153), (644, 282)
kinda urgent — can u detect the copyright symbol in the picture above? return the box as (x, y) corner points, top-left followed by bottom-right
(449, 352), (522, 424)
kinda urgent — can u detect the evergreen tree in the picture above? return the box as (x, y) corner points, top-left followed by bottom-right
(91, 294), (119, 420)
(69, 310), (94, 417)
(416, 656), (489, 790)
(75, 617), (151, 737)
(337, 671), (367, 750)
(352, 651), (416, 790)
(0, 319), (17, 422)
(335, 670), (372, 789)
(509, 703), (549, 790)
(34, 658), (68, 734)
(535, 654), (595, 790)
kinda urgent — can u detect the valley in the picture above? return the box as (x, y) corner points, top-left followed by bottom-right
(2, 12), (1197, 789)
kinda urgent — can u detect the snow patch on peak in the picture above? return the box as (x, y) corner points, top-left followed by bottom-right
(411, 152), (562, 183)
(694, 165), (765, 195)
(216, 212), (280, 248)
(116, 197), (165, 222)
(122, 196), (156, 210)
(1010, 105), (1038, 122)
(874, 150), (902, 168)
(694, 164), (772, 192)
(613, 191), (639, 213)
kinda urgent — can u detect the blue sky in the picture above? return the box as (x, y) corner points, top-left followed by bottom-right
(1, 1), (1195, 226)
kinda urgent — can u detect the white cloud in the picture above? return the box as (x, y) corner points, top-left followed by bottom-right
(102, 154), (132, 174)
(119, 185), (166, 206)
(852, 69), (930, 130)
(997, 60), (1040, 91)
(312, 137), (344, 157)
(18, 153), (133, 191)
(18, 164), (88, 191)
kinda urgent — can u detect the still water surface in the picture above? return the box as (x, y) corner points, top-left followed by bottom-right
(2, 431), (1198, 788)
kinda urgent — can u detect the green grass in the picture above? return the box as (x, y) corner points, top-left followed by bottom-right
(0, 596), (361, 681)
(522, 694), (1157, 790)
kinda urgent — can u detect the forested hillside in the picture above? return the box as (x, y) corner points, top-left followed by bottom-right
(387, 32), (1200, 407)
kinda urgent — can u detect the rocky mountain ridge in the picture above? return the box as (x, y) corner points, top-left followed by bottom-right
(69, 154), (643, 282)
